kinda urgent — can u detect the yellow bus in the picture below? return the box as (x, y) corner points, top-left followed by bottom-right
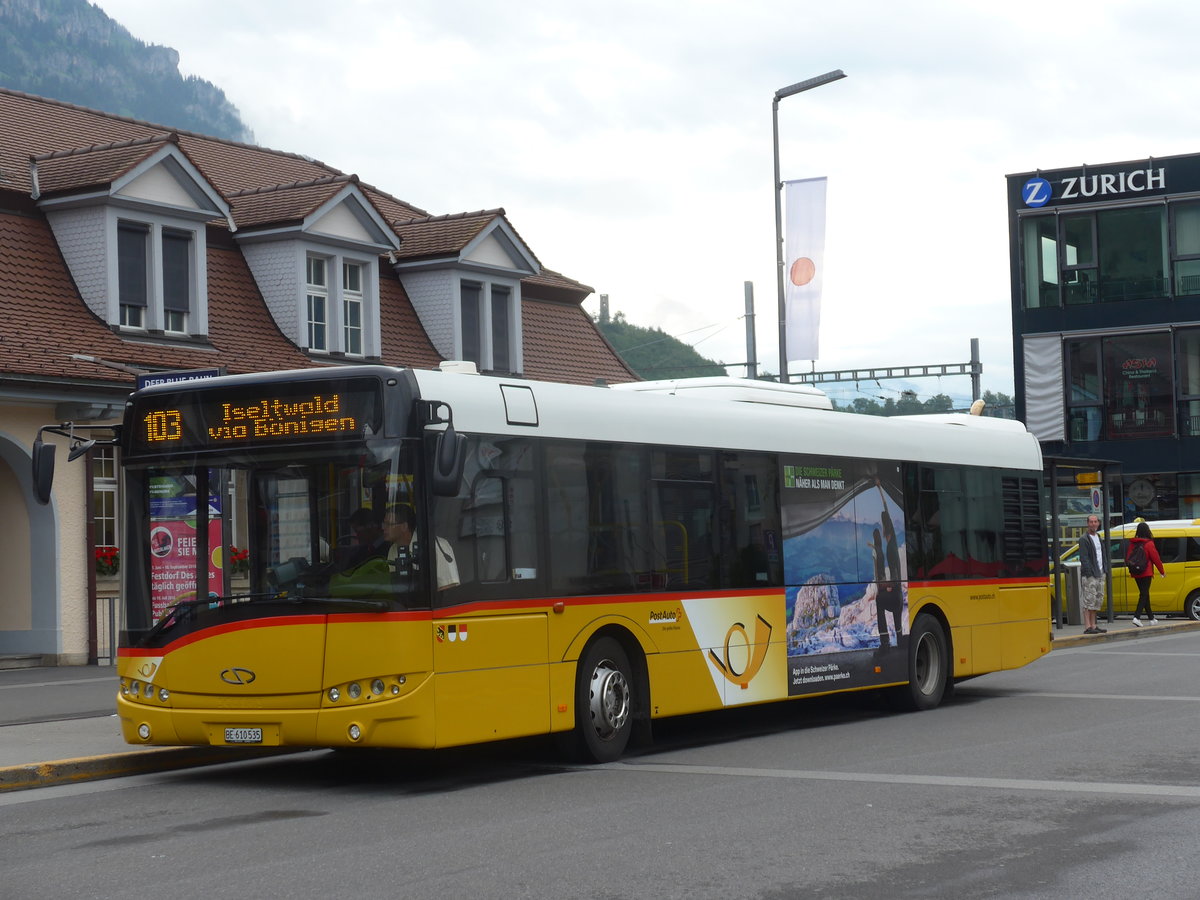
(36, 365), (1050, 762)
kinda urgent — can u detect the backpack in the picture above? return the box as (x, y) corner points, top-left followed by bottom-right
(1127, 542), (1148, 577)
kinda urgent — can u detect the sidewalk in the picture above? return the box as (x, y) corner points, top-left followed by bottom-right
(1048, 614), (1200, 647)
(0, 666), (296, 793)
(2, 616), (1198, 793)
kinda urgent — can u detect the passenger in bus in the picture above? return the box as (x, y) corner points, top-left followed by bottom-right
(323, 508), (393, 599)
(382, 503), (460, 591)
(343, 507), (388, 566)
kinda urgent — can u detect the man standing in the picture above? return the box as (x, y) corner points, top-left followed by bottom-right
(1078, 514), (1108, 634)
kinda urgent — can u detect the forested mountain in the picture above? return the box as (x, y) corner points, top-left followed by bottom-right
(595, 310), (731, 381)
(0, 0), (253, 142)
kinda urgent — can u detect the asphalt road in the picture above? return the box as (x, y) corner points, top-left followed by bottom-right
(4, 629), (1200, 899)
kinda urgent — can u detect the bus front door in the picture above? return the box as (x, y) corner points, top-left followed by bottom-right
(431, 612), (550, 747)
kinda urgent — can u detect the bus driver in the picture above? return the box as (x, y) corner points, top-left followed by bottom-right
(382, 503), (460, 591)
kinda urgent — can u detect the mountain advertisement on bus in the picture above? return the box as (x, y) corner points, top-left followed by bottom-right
(782, 456), (908, 696)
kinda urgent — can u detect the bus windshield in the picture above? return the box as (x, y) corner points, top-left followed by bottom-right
(120, 441), (424, 648)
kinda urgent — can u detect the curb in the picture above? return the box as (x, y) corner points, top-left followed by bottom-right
(0, 746), (299, 793)
(1050, 619), (1200, 649)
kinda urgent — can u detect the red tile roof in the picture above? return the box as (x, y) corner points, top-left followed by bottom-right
(393, 210), (501, 261)
(229, 175), (361, 230)
(0, 87), (634, 390)
(31, 133), (177, 198)
(521, 298), (637, 385)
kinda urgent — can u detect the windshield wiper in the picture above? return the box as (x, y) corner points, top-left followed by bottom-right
(140, 592), (282, 643)
(138, 591), (390, 646)
(244, 593), (390, 611)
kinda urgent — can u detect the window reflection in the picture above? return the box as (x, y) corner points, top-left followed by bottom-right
(1105, 333), (1172, 439)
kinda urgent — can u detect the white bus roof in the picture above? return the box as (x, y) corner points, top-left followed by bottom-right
(411, 369), (1043, 473)
(610, 376), (832, 409)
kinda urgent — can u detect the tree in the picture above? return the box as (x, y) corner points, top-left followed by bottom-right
(595, 310), (727, 380)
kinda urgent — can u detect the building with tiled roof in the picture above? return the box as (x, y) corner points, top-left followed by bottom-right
(0, 87), (636, 665)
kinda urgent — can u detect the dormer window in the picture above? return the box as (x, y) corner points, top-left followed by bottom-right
(303, 252), (372, 356)
(343, 262), (363, 355)
(33, 136), (226, 341)
(117, 220), (195, 334)
(461, 280), (514, 373)
(234, 177), (399, 359)
(117, 223), (147, 327)
(162, 228), (192, 333)
(391, 210), (536, 376)
(305, 255), (328, 350)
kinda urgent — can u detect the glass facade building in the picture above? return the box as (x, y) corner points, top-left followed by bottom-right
(1008, 153), (1200, 526)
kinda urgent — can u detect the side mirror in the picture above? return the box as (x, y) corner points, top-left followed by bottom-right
(32, 437), (55, 505)
(431, 425), (466, 497)
(68, 439), (96, 462)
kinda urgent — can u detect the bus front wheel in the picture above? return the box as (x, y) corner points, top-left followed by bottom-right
(1186, 591), (1200, 621)
(571, 636), (634, 763)
(893, 613), (948, 711)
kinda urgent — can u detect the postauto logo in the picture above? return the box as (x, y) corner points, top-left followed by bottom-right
(1022, 177), (1052, 208)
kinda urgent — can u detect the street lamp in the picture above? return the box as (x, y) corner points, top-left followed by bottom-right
(773, 69), (846, 383)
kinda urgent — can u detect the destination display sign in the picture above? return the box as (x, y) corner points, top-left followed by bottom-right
(126, 378), (383, 455)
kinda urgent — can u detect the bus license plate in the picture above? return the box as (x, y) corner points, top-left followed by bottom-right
(224, 727), (263, 744)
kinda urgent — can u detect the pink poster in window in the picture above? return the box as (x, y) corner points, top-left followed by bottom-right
(149, 518), (223, 620)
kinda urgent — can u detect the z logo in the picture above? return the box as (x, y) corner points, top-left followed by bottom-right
(1022, 177), (1052, 208)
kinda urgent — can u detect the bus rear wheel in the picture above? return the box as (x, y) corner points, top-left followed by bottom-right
(893, 613), (948, 711)
(571, 636), (634, 763)
(1185, 590), (1200, 621)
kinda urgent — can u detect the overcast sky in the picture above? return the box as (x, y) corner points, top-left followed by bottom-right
(91, 0), (1200, 405)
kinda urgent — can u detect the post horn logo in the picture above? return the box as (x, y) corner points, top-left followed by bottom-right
(220, 667), (256, 685)
(708, 615), (772, 689)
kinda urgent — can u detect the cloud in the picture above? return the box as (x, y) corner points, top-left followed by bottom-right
(91, 0), (1200, 400)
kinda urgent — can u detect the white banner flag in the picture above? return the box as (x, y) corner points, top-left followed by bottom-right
(783, 177), (827, 363)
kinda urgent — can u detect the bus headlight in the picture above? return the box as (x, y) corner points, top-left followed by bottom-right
(371, 679), (385, 696)
(328, 687), (340, 702)
(347, 682), (362, 699)
(158, 687), (170, 702)
(348, 724), (362, 741)
(137, 723), (151, 740)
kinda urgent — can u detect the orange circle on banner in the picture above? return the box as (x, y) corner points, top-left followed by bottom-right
(790, 257), (816, 286)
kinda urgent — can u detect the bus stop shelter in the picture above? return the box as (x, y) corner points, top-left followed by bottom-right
(1045, 455), (1121, 629)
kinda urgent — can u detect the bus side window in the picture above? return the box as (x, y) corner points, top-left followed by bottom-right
(545, 441), (649, 595)
(443, 435), (536, 594)
(650, 450), (716, 590)
(719, 452), (782, 588)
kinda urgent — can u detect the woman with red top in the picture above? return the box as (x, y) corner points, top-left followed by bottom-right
(1126, 521), (1165, 626)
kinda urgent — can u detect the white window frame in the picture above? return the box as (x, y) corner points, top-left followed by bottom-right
(109, 208), (206, 336)
(342, 261), (364, 356)
(92, 445), (120, 555)
(456, 275), (521, 374)
(306, 254), (329, 351)
(300, 246), (377, 357)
